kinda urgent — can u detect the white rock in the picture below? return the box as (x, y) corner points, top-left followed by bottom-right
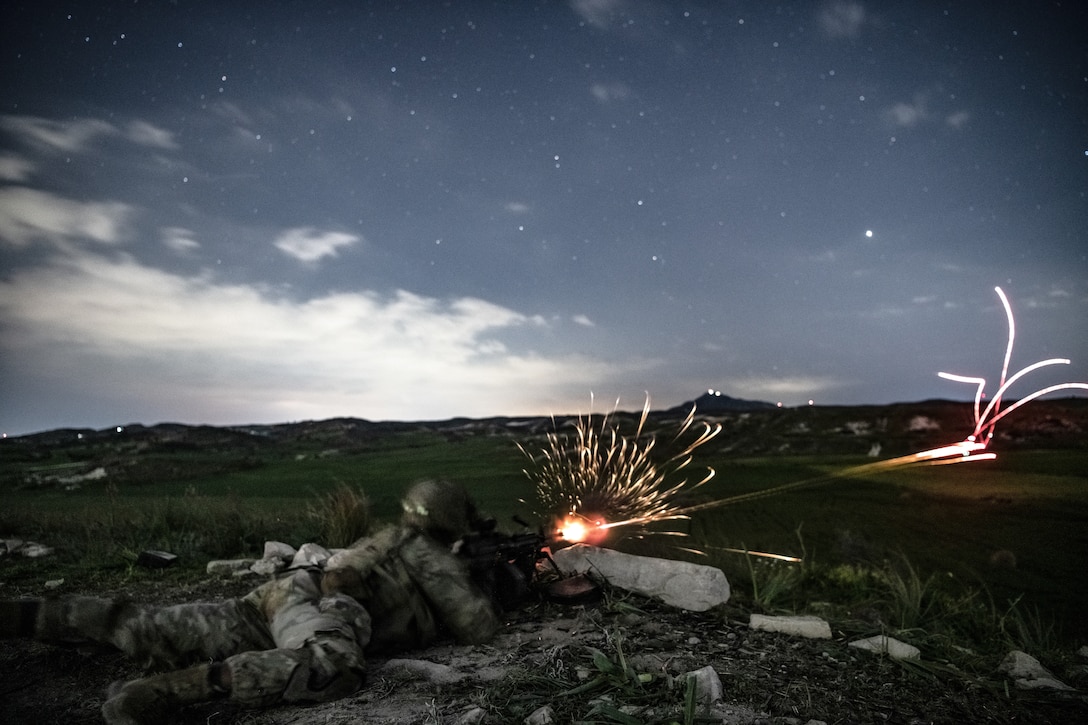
(849, 635), (920, 661)
(551, 544), (730, 611)
(684, 665), (724, 707)
(291, 542), (332, 568)
(22, 542), (54, 558)
(523, 705), (554, 725)
(749, 614), (831, 639)
(998, 650), (1073, 691)
(206, 559), (256, 576)
(263, 541), (297, 561)
(44, 578), (64, 589)
(381, 658), (464, 685)
(250, 558), (286, 576)
(458, 707), (487, 724)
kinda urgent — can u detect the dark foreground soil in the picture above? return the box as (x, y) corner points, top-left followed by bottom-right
(2, 575), (1086, 725)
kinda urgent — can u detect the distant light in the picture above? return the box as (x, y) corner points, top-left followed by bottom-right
(865, 229), (873, 238)
(777, 402), (783, 407)
(116, 426), (124, 433)
(808, 399), (814, 406)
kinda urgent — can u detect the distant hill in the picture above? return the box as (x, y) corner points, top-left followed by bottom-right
(3, 397), (1085, 462)
(670, 390), (778, 413)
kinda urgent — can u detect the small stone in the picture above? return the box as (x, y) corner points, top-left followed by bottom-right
(684, 665), (723, 707)
(44, 578), (64, 589)
(250, 558), (286, 576)
(381, 658), (463, 685)
(1077, 645), (1088, 659)
(458, 707), (487, 724)
(849, 635), (920, 661)
(206, 559), (255, 576)
(263, 541), (297, 561)
(291, 542), (332, 568)
(22, 542), (54, 558)
(749, 614), (831, 639)
(524, 705), (554, 725)
(998, 650), (1073, 691)
(136, 550), (177, 568)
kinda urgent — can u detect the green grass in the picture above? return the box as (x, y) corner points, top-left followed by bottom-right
(2, 430), (1085, 650)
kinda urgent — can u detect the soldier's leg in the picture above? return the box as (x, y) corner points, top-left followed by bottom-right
(100, 662), (229, 725)
(225, 570), (371, 707)
(23, 595), (274, 670)
(99, 576), (371, 723)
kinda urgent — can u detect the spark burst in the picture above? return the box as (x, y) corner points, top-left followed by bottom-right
(519, 394), (721, 544)
(536, 287), (1086, 544)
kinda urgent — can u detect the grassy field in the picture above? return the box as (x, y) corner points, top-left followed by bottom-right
(2, 427), (1086, 647)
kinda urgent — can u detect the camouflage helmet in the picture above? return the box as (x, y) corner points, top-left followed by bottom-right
(401, 479), (481, 543)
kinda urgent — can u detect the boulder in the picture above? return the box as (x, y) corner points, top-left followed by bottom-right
(749, 614), (831, 639)
(849, 635), (920, 660)
(551, 544), (730, 611)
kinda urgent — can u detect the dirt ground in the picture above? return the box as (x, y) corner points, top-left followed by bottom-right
(2, 575), (1086, 725)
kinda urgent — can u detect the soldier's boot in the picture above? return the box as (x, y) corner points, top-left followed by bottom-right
(33, 595), (132, 644)
(101, 663), (228, 725)
(0, 598), (40, 638)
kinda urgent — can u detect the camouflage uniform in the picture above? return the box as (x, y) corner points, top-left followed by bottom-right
(5, 480), (501, 725)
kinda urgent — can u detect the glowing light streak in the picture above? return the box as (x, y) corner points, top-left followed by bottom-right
(936, 286), (1088, 450)
(714, 547), (804, 563)
(544, 287), (1086, 546)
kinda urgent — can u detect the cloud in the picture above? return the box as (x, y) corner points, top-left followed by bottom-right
(0, 115), (116, 152)
(125, 120), (179, 149)
(505, 201), (531, 214)
(945, 111), (970, 129)
(818, 1), (866, 39)
(161, 226), (201, 254)
(274, 227), (360, 262)
(0, 154), (34, 182)
(1, 114), (178, 153)
(0, 187), (131, 248)
(571, 0), (626, 29)
(590, 82), (632, 103)
(886, 99), (927, 127)
(573, 314), (595, 327)
(0, 248), (620, 424)
(725, 375), (845, 401)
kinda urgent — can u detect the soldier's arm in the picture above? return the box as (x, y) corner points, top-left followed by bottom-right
(397, 533), (501, 645)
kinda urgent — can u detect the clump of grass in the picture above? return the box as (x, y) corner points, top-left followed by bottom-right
(878, 554), (938, 630)
(519, 396), (720, 540)
(745, 554), (805, 612)
(307, 482), (371, 548)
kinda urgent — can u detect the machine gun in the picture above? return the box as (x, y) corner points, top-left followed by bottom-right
(458, 517), (556, 610)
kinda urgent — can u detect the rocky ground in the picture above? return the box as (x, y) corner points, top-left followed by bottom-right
(2, 574), (1086, 725)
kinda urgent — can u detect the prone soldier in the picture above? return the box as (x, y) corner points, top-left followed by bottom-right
(1, 479), (502, 724)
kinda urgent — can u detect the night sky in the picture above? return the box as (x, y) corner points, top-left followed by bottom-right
(2, 1), (1086, 436)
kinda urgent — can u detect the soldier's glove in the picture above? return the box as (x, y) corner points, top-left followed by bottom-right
(321, 567), (367, 601)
